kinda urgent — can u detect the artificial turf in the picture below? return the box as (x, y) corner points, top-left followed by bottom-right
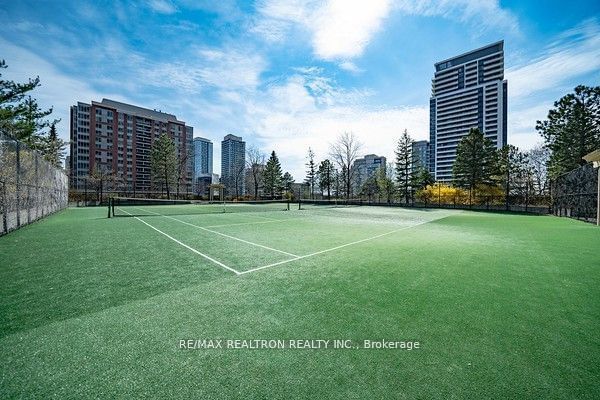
(0, 205), (598, 399)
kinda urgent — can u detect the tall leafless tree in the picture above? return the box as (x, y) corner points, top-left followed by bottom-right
(89, 165), (114, 203)
(329, 132), (362, 200)
(526, 144), (550, 195)
(246, 145), (265, 200)
(233, 164), (245, 199)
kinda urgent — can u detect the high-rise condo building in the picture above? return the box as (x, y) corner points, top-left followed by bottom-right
(70, 98), (193, 194)
(221, 134), (246, 197)
(193, 137), (214, 196)
(411, 140), (430, 172)
(430, 41), (507, 181)
(193, 137), (213, 177)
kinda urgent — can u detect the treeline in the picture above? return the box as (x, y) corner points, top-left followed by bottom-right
(301, 128), (550, 206)
(0, 60), (66, 167)
(303, 85), (599, 207)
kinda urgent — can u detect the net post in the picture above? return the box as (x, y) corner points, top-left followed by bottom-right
(298, 198), (302, 210)
(286, 200), (290, 211)
(107, 197), (112, 218)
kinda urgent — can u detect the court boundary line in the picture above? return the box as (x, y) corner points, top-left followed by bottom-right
(119, 207), (456, 277)
(238, 214), (453, 275)
(117, 207), (241, 275)
(135, 207), (300, 258)
(204, 219), (288, 229)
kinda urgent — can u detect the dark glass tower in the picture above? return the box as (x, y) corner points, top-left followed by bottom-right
(430, 41), (508, 181)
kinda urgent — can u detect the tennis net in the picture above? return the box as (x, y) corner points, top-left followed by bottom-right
(298, 199), (362, 210)
(110, 197), (290, 217)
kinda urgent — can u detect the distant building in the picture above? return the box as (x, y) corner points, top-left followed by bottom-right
(193, 136), (213, 196)
(194, 173), (219, 197)
(430, 41), (507, 181)
(193, 137), (213, 177)
(412, 140), (430, 171)
(352, 154), (386, 193)
(221, 134), (246, 197)
(69, 98), (193, 194)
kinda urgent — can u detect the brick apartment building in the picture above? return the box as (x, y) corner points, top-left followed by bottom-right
(70, 99), (193, 196)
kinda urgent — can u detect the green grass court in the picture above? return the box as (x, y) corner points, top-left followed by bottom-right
(0, 204), (599, 398)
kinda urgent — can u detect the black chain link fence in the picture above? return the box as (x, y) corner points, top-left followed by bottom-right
(0, 131), (68, 235)
(551, 164), (598, 223)
(299, 194), (551, 214)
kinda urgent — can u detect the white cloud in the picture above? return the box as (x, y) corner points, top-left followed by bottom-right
(506, 19), (600, 98)
(338, 61), (363, 73)
(0, 39), (130, 142)
(311, 0), (391, 60)
(394, 0), (519, 35)
(139, 47), (267, 92)
(505, 19), (600, 150)
(238, 72), (427, 179)
(254, 0), (517, 64)
(13, 20), (44, 32)
(253, 0), (392, 61)
(147, 0), (177, 14)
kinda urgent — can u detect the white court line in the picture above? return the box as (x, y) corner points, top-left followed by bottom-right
(238, 214), (453, 275)
(204, 219), (287, 229)
(136, 207), (300, 258)
(117, 207), (240, 275)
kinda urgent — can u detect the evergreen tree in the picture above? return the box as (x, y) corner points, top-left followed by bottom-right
(305, 148), (316, 199)
(263, 150), (283, 198)
(452, 127), (498, 203)
(394, 129), (413, 204)
(281, 172), (294, 198)
(333, 167), (341, 198)
(376, 164), (395, 204)
(151, 133), (177, 199)
(360, 175), (378, 202)
(536, 85), (600, 177)
(43, 121), (67, 168)
(317, 159), (334, 199)
(0, 60), (54, 150)
(496, 145), (528, 209)
(411, 167), (434, 192)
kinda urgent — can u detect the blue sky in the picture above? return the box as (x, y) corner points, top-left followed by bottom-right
(1, 0), (599, 179)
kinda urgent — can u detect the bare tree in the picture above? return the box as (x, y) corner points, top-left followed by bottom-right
(526, 144), (550, 195)
(233, 164), (245, 199)
(329, 132), (362, 200)
(305, 148), (316, 199)
(246, 145), (265, 200)
(89, 165), (114, 203)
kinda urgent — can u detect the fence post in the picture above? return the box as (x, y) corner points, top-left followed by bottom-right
(15, 141), (20, 228)
(35, 153), (39, 221)
(27, 184), (31, 224)
(1, 181), (6, 234)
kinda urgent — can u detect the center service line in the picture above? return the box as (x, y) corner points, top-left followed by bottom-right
(238, 214), (454, 275)
(117, 207), (240, 275)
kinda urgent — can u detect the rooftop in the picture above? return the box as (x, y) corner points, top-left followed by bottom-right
(93, 98), (184, 124)
(435, 40), (504, 72)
